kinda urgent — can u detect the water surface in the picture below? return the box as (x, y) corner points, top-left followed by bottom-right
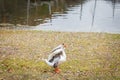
(0, 0), (120, 33)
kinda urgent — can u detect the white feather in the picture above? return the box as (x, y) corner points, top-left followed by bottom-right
(43, 44), (66, 67)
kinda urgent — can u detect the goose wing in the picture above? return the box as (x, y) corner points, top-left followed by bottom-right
(48, 51), (63, 63)
(48, 47), (63, 61)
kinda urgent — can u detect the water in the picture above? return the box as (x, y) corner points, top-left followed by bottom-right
(0, 0), (120, 33)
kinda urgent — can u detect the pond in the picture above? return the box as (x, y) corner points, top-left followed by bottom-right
(0, 0), (120, 33)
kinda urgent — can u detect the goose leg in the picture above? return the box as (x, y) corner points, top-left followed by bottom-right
(54, 62), (60, 73)
(55, 67), (60, 73)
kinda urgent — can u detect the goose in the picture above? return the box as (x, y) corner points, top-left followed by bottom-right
(42, 43), (66, 73)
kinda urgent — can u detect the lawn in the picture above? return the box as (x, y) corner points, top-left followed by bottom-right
(0, 30), (120, 80)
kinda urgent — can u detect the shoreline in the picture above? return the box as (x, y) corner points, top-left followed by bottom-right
(0, 29), (120, 34)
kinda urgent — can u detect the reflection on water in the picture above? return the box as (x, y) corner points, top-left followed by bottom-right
(0, 0), (120, 33)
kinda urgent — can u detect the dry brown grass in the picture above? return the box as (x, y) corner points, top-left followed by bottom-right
(0, 30), (120, 80)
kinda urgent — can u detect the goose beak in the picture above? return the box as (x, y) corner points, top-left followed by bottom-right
(64, 45), (66, 48)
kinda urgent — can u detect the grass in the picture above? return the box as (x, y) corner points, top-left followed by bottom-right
(0, 30), (120, 80)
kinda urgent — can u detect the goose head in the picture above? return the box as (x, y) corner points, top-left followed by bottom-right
(62, 43), (66, 49)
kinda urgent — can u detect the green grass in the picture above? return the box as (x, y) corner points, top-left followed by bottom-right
(0, 30), (120, 80)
